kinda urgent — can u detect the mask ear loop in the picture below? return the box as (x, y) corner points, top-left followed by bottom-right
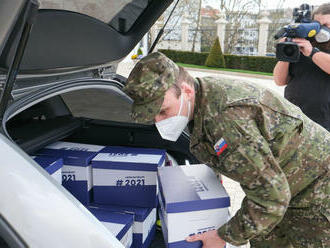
(187, 100), (191, 120)
(177, 93), (184, 116)
(177, 93), (191, 119)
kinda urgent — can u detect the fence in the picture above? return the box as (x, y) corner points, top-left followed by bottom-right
(152, 11), (281, 57)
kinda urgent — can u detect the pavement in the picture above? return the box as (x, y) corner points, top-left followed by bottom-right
(117, 60), (287, 248)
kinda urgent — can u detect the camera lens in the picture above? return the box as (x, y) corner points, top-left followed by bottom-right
(284, 46), (295, 56)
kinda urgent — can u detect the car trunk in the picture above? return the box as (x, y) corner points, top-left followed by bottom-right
(0, 1), (191, 247)
(5, 95), (197, 165)
(4, 85), (197, 248)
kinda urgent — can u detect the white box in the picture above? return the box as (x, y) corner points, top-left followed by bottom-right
(158, 164), (231, 248)
(31, 155), (63, 183)
(36, 141), (105, 204)
(90, 204), (156, 248)
(92, 146), (166, 207)
(88, 207), (134, 248)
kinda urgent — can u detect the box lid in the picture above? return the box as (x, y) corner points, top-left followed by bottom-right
(88, 207), (133, 240)
(92, 146), (166, 171)
(32, 155), (63, 174)
(36, 142), (104, 166)
(89, 203), (154, 222)
(158, 164), (230, 213)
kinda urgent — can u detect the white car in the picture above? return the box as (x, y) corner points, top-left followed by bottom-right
(0, 0), (203, 247)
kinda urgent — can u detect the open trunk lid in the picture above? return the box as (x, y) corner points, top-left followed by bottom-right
(0, 0), (173, 120)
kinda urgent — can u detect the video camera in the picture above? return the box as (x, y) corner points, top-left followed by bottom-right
(275, 4), (319, 62)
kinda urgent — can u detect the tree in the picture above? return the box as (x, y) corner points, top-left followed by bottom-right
(205, 37), (226, 68)
(152, 0), (202, 51)
(203, 0), (263, 54)
(266, 1), (290, 54)
(191, 0), (202, 52)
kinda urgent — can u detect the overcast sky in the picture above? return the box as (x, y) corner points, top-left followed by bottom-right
(203, 0), (329, 10)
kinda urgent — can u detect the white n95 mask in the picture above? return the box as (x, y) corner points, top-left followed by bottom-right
(155, 94), (190, 142)
(315, 25), (330, 43)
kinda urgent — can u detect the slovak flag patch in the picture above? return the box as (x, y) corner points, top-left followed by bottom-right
(214, 138), (228, 156)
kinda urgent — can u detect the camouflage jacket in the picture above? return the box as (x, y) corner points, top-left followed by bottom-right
(189, 77), (330, 246)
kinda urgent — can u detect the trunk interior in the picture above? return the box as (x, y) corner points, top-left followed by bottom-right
(6, 89), (197, 165)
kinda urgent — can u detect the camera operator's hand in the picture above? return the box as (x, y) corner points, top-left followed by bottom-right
(279, 37), (286, 43)
(292, 38), (313, 57)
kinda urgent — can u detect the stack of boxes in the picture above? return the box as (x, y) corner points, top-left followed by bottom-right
(91, 146), (165, 247)
(34, 142), (166, 248)
(33, 142), (232, 248)
(36, 141), (105, 204)
(90, 204), (157, 248)
(88, 207), (134, 248)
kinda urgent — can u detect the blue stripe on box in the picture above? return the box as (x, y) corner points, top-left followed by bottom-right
(101, 146), (165, 155)
(89, 203), (153, 222)
(88, 207), (133, 240)
(166, 197), (231, 213)
(62, 180), (90, 205)
(168, 240), (202, 248)
(132, 224), (156, 248)
(36, 149), (97, 166)
(93, 185), (157, 208)
(159, 210), (202, 248)
(33, 156), (63, 175)
(97, 146), (166, 167)
(91, 160), (158, 171)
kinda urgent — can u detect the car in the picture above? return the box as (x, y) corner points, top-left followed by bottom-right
(0, 0), (206, 247)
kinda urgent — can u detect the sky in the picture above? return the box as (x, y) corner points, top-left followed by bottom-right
(202, 0), (330, 10)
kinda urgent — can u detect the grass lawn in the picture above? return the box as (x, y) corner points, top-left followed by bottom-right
(177, 63), (273, 76)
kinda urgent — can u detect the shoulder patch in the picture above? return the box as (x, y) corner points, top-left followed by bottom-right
(214, 138), (228, 156)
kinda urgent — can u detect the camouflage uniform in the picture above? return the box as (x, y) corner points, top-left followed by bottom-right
(124, 52), (330, 248)
(190, 77), (330, 247)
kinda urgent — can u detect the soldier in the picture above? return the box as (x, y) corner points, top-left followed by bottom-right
(123, 52), (330, 248)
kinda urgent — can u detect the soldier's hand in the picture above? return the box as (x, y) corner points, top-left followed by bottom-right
(186, 230), (226, 248)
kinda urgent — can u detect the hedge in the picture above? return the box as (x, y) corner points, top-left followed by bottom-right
(158, 49), (209, 66)
(225, 55), (276, 73)
(158, 49), (277, 73)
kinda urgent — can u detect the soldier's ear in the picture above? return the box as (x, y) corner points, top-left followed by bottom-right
(180, 82), (194, 99)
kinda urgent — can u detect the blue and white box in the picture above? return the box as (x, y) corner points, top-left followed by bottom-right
(88, 207), (134, 248)
(36, 141), (105, 204)
(32, 156), (63, 184)
(158, 164), (231, 248)
(92, 146), (166, 207)
(90, 204), (156, 248)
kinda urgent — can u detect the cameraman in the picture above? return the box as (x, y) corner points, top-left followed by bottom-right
(273, 3), (330, 132)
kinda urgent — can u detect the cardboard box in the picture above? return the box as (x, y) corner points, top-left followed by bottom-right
(31, 156), (63, 183)
(90, 204), (156, 248)
(158, 164), (231, 248)
(92, 146), (166, 207)
(88, 207), (134, 248)
(36, 141), (105, 204)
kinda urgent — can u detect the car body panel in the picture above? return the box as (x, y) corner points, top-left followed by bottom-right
(0, 132), (124, 248)
(0, 1), (195, 247)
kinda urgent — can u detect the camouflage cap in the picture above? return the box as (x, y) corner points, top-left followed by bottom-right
(123, 52), (179, 124)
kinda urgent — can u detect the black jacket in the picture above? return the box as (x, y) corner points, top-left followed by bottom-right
(285, 51), (330, 131)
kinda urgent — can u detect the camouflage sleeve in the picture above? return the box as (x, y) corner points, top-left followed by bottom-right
(215, 106), (292, 246)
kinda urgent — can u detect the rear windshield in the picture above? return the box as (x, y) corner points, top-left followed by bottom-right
(39, 0), (150, 33)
